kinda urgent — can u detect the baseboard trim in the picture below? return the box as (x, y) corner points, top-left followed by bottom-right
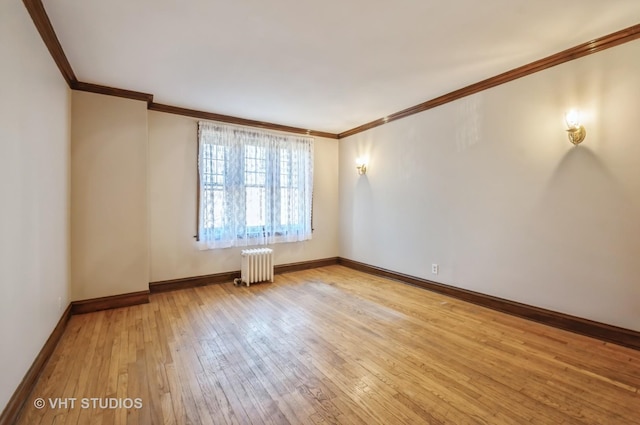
(1, 291), (150, 422)
(150, 257), (340, 293)
(338, 257), (640, 351)
(0, 304), (72, 425)
(71, 290), (150, 315)
(150, 271), (240, 293)
(274, 257), (339, 274)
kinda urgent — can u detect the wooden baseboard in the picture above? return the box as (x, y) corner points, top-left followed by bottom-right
(71, 290), (150, 315)
(274, 257), (339, 274)
(150, 271), (240, 293)
(1, 291), (149, 422)
(149, 257), (340, 294)
(0, 304), (72, 425)
(338, 257), (640, 351)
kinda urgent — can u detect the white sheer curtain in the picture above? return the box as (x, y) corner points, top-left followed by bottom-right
(197, 121), (314, 249)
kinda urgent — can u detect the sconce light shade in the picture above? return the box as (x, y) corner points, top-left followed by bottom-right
(565, 109), (586, 145)
(355, 158), (367, 175)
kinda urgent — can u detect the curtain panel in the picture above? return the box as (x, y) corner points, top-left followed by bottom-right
(197, 121), (314, 249)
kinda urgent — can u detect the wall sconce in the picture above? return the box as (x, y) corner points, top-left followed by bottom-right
(355, 158), (367, 175)
(565, 109), (586, 145)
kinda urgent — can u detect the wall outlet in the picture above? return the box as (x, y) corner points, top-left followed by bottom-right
(431, 264), (439, 275)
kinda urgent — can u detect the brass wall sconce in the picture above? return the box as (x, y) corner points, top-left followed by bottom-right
(565, 109), (586, 145)
(355, 158), (367, 175)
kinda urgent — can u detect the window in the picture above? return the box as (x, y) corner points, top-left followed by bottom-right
(197, 121), (314, 249)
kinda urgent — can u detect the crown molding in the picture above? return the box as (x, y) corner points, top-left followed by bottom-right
(21, 0), (337, 138)
(21, 2), (640, 139)
(339, 23), (640, 138)
(73, 81), (154, 105)
(23, 0), (77, 86)
(148, 103), (339, 139)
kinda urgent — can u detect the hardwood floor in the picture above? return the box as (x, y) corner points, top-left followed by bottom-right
(17, 265), (640, 424)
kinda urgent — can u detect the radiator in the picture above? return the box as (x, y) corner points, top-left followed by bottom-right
(239, 248), (274, 286)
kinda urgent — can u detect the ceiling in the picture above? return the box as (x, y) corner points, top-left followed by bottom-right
(42, 0), (640, 134)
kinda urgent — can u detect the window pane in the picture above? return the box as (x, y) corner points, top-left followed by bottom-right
(203, 190), (214, 229)
(246, 171), (255, 186)
(246, 187), (265, 227)
(280, 148), (290, 187)
(203, 190), (225, 230)
(290, 188), (299, 225)
(245, 145), (266, 187)
(279, 148), (302, 227)
(202, 145), (225, 187)
(281, 188), (289, 225)
(213, 190), (224, 229)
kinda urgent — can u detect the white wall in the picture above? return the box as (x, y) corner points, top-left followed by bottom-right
(339, 39), (640, 331)
(148, 111), (339, 282)
(0, 1), (71, 412)
(71, 92), (149, 300)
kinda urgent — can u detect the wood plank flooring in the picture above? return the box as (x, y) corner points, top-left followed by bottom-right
(17, 265), (640, 424)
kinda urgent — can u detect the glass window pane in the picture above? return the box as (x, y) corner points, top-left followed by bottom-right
(281, 188), (289, 225)
(246, 187), (265, 227)
(213, 190), (224, 229)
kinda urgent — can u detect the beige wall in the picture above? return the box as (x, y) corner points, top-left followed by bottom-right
(69, 99), (338, 293)
(0, 1), (71, 412)
(339, 39), (640, 331)
(71, 92), (149, 300)
(148, 111), (339, 282)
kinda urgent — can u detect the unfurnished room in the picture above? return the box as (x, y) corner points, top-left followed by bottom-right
(2, 0), (640, 424)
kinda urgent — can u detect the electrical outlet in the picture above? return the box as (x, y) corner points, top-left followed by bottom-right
(431, 264), (439, 275)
